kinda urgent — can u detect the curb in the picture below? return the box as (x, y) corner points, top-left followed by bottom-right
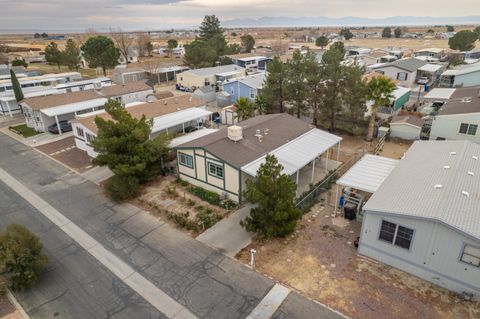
(6, 290), (30, 319)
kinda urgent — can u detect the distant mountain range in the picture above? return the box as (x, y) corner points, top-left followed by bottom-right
(223, 16), (480, 27)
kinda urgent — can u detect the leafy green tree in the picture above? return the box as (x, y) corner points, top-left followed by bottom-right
(318, 44), (345, 132)
(340, 28), (353, 40)
(167, 39), (178, 50)
(427, 28), (435, 34)
(315, 36), (329, 49)
(226, 43), (241, 54)
(474, 26), (480, 39)
(446, 25), (455, 32)
(206, 34), (227, 57)
(0, 224), (48, 291)
(62, 39), (81, 71)
(11, 58), (27, 68)
(241, 34), (255, 53)
(198, 15), (224, 42)
(394, 27), (402, 38)
(80, 36), (120, 75)
(230, 32), (237, 37)
(10, 70), (24, 102)
(330, 41), (345, 56)
(235, 97), (255, 121)
(92, 100), (170, 201)
(382, 27), (392, 38)
(365, 75), (396, 141)
(242, 155), (301, 238)
(218, 56), (234, 66)
(285, 50), (308, 118)
(44, 41), (62, 70)
(341, 66), (368, 135)
(183, 40), (216, 68)
(448, 30), (478, 51)
(262, 57), (287, 113)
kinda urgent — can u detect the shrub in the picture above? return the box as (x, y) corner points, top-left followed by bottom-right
(166, 211), (199, 232)
(165, 184), (178, 198)
(175, 178), (189, 187)
(186, 199), (196, 207)
(187, 186), (221, 206)
(105, 175), (139, 202)
(195, 206), (222, 229)
(0, 224), (48, 291)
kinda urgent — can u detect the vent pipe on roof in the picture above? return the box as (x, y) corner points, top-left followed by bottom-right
(467, 171), (474, 176)
(434, 184), (443, 189)
(473, 156), (478, 160)
(443, 165), (450, 169)
(461, 191), (469, 197)
(450, 151), (456, 155)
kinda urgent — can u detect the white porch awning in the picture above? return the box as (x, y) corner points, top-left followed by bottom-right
(151, 107), (212, 133)
(169, 128), (218, 147)
(336, 154), (399, 193)
(241, 128), (342, 176)
(423, 88), (456, 100)
(40, 98), (107, 117)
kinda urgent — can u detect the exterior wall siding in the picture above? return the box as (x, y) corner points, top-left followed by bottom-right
(177, 148), (241, 202)
(454, 71), (480, 88)
(373, 66), (416, 87)
(429, 113), (480, 142)
(359, 212), (480, 297)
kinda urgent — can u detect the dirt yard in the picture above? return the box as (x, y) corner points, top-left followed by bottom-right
(135, 176), (236, 237)
(237, 200), (479, 319)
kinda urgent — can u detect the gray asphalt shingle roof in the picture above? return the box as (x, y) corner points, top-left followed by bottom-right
(374, 58), (428, 72)
(363, 140), (480, 240)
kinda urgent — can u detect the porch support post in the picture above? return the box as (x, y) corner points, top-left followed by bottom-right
(182, 122), (185, 133)
(6, 100), (12, 117)
(325, 150), (329, 174)
(55, 115), (61, 135)
(311, 158), (315, 183)
(334, 184), (340, 215)
(337, 141), (341, 161)
(296, 170), (299, 185)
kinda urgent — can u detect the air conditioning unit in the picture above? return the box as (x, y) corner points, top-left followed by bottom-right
(227, 125), (242, 142)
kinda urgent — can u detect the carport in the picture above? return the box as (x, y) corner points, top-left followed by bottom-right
(41, 98), (106, 135)
(241, 129), (343, 196)
(151, 107), (213, 135)
(335, 154), (399, 215)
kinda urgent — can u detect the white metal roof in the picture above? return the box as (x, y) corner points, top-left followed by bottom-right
(40, 98), (107, 117)
(241, 128), (342, 176)
(418, 64), (442, 73)
(363, 141), (480, 240)
(423, 88), (456, 100)
(151, 107), (212, 133)
(216, 70), (242, 77)
(392, 86), (411, 99)
(169, 128), (218, 147)
(336, 154), (399, 193)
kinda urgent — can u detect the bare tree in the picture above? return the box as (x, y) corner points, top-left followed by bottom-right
(136, 33), (151, 61)
(75, 28), (99, 46)
(271, 39), (288, 57)
(111, 28), (134, 64)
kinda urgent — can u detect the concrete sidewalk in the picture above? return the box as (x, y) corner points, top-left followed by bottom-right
(80, 165), (113, 185)
(197, 204), (254, 257)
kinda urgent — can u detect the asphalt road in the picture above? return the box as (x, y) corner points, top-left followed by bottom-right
(0, 132), (345, 319)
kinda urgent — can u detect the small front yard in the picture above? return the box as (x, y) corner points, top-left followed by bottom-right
(136, 176), (238, 236)
(9, 124), (40, 138)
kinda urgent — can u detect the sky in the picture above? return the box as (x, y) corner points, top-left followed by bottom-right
(1, 0), (480, 31)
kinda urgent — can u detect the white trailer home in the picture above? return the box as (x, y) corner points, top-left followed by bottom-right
(359, 140), (480, 298)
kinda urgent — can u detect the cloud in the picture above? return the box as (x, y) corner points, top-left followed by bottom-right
(0, 0), (479, 31)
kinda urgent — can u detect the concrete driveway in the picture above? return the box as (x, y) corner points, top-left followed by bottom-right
(197, 204), (254, 257)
